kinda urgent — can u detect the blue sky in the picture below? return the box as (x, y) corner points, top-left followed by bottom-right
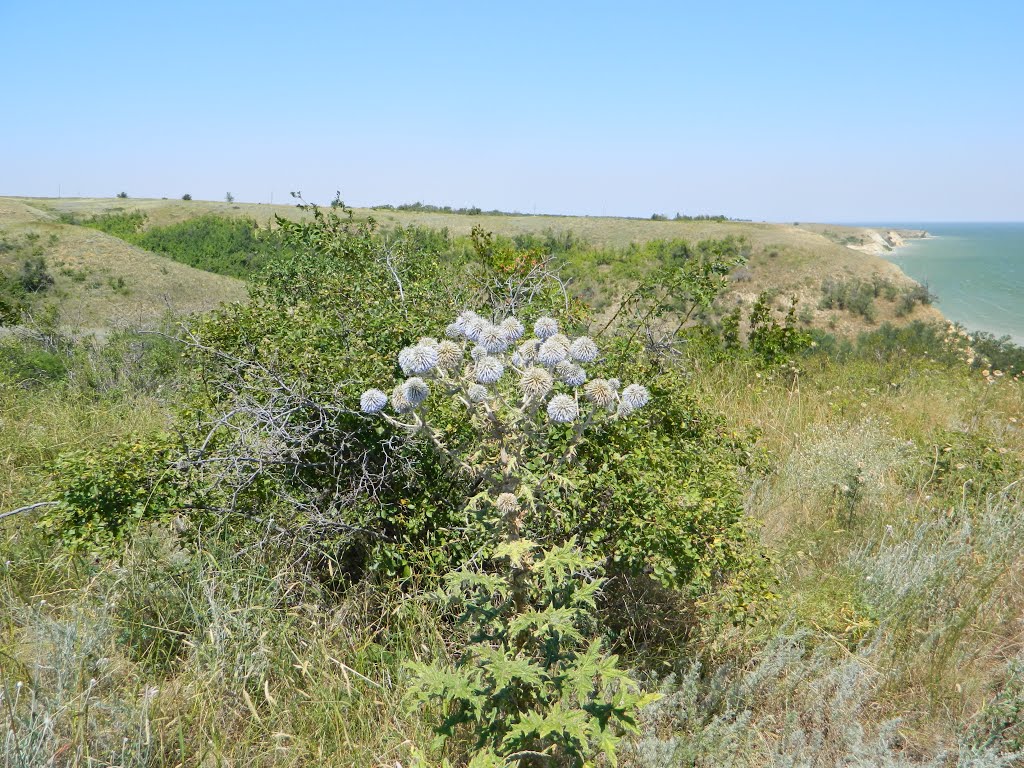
(2, 1), (1022, 221)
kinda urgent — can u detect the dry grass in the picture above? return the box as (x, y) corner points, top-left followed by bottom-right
(0, 199), (246, 330)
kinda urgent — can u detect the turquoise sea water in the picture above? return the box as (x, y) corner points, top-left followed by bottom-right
(873, 223), (1024, 344)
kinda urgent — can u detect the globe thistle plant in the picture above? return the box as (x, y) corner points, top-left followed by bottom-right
(436, 340), (463, 369)
(500, 316), (525, 341)
(533, 316), (558, 340)
(467, 384), (489, 403)
(358, 309), (651, 536)
(537, 338), (568, 366)
(569, 336), (598, 363)
(359, 309), (654, 767)
(520, 366), (554, 399)
(474, 356), (505, 384)
(360, 388), (388, 414)
(583, 379), (616, 409)
(479, 324), (509, 354)
(403, 377), (430, 407)
(547, 393), (579, 424)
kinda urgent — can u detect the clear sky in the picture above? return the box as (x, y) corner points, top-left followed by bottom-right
(2, 1), (1022, 221)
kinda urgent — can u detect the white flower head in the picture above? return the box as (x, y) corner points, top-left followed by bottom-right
(557, 362), (586, 387)
(398, 346), (415, 375)
(474, 356), (505, 384)
(510, 352), (524, 367)
(548, 333), (571, 352)
(616, 400), (635, 418)
(537, 338), (568, 366)
(608, 378), (621, 390)
(470, 344), (489, 361)
(445, 322), (463, 339)
(621, 383), (650, 411)
(479, 324), (509, 354)
(403, 344), (439, 375)
(583, 378), (616, 408)
(547, 393), (579, 424)
(467, 384), (489, 403)
(517, 338), (540, 363)
(520, 366), (554, 399)
(496, 492), (520, 515)
(465, 316), (486, 342)
(403, 377), (429, 407)
(454, 310), (480, 336)
(359, 388), (388, 414)
(500, 317), (525, 342)
(436, 340), (463, 369)
(534, 316), (559, 340)
(569, 336), (598, 363)
(391, 384), (414, 414)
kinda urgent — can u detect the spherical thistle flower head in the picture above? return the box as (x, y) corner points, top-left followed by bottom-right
(390, 384), (414, 414)
(518, 338), (540, 362)
(479, 324), (509, 354)
(510, 352), (524, 367)
(467, 383), (489, 403)
(359, 388), (388, 414)
(436, 340), (463, 369)
(608, 378), (621, 391)
(558, 362), (587, 387)
(616, 400), (635, 418)
(404, 344), (439, 375)
(496, 492), (520, 515)
(547, 393), (579, 424)
(445, 322), (463, 339)
(465, 316), (486, 342)
(520, 366), (554, 399)
(569, 336), (598, 363)
(537, 337), (568, 366)
(501, 317), (525, 342)
(621, 383), (650, 410)
(454, 310), (480, 336)
(474, 356), (505, 384)
(583, 378), (616, 408)
(534, 316), (559, 340)
(402, 377), (429, 407)
(398, 346), (416, 375)
(548, 333), (571, 352)
(470, 344), (489, 361)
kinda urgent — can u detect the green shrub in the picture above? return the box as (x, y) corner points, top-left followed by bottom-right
(79, 210), (148, 239)
(747, 294), (812, 368)
(41, 434), (184, 550)
(18, 256), (54, 293)
(819, 277), (878, 322)
(134, 214), (287, 278)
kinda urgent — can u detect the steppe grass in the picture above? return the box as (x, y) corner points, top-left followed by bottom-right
(2, 328), (1021, 764)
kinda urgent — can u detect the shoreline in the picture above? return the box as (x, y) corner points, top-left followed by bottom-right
(846, 227), (930, 257)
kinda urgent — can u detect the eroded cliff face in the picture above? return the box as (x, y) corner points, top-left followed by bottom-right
(849, 227), (928, 255)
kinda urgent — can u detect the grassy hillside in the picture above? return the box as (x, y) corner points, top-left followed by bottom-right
(3, 196), (1019, 766)
(11, 195), (942, 336)
(0, 199), (246, 329)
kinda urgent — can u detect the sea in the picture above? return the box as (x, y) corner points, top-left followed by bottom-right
(867, 222), (1024, 345)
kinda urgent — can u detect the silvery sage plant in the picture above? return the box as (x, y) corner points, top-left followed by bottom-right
(359, 309), (650, 540)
